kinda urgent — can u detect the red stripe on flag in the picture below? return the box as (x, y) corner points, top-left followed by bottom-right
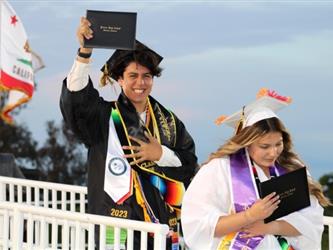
(0, 70), (33, 97)
(1, 95), (30, 124)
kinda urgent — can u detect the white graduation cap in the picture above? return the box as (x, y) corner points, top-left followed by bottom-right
(215, 88), (292, 133)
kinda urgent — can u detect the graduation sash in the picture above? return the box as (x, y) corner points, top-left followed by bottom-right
(217, 149), (290, 250)
(103, 110), (133, 204)
(104, 93), (186, 216)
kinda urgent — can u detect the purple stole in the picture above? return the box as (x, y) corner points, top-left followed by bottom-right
(219, 149), (286, 250)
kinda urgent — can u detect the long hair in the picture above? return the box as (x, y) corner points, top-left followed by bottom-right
(207, 117), (330, 207)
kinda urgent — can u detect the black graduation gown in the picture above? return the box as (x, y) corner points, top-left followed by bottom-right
(60, 78), (197, 248)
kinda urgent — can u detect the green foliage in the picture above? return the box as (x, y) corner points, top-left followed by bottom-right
(319, 173), (333, 216)
(0, 119), (39, 169)
(1, 91), (86, 185)
(37, 120), (87, 185)
(0, 119), (86, 185)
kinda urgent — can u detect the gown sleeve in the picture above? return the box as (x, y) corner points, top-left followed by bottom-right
(181, 158), (231, 250)
(60, 77), (111, 147)
(157, 113), (198, 188)
(282, 195), (324, 250)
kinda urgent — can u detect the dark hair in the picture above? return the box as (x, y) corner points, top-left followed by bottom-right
(110, 50), (162, 81)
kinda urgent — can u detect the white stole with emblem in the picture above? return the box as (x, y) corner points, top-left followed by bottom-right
(104, 118), (132, 204)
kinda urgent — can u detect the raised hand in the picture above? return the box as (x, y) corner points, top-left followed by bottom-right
(77, 17), (93, 50)
(122, 131), (162, 165)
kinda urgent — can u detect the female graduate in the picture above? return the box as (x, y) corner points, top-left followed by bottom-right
(181, 89), (330, 250)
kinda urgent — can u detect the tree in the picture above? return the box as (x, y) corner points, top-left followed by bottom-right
(0, 92), (39, 170)
(319, 173), (333, 216)
(1, 90), (87, 184)
(37, 120), (87, 185)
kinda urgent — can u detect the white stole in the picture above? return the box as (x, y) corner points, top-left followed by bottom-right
(104, 118), (132, 203)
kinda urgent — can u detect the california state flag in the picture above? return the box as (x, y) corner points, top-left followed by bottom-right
(0, 0), (34, 124)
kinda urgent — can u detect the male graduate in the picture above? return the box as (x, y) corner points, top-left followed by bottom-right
(60, 17), (197, 249)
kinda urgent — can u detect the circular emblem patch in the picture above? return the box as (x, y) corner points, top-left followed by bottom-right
(108, 157), (127, 176)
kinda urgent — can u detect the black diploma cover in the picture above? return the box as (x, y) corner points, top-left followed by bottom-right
(259, 167), (310, 223)
(84, 10), (137, 49)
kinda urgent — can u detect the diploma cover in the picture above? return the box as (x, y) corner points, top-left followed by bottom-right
(259, 167), (310, 223)
(84, 10), (137, 49)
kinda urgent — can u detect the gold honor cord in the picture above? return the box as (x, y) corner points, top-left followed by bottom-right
(133, 171), (151, 222)
(169, 110), (177, 148)
(146, 98), (161, 143)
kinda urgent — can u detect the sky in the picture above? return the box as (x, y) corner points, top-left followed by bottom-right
(4, 0), (333, 180)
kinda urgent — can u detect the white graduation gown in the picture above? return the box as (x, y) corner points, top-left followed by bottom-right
(181, 157), (324, 250)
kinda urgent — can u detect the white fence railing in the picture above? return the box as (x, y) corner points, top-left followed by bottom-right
(0, 176), (87, 213)
(0, 176), (169, 249)
(0, 176), (332, 249)
(0, 201), (169, 250)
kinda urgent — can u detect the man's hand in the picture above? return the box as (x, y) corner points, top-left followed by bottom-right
(122, 132), (162, 165)
(77, 17), (93, 53)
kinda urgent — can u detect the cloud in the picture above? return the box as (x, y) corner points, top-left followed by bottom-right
(149, 29), (333, 168)
(11, 1), (333, 178)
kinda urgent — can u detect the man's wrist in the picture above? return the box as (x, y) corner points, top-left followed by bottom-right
(77, 48), (92, 58)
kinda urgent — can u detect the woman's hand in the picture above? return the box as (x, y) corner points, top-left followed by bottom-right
(241, 220), (271, 238)
(246, 192), (280, 223)
(122, 132), (162, 165)
(214, 193), (280, 238)
(241, 219), (301, 238)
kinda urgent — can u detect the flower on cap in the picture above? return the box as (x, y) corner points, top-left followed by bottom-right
(214, 88), (292, 129)
(256, 88), (292, 103)
(214, 115), (228, 125)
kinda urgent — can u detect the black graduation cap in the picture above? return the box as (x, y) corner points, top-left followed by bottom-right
(100, 40), (163, 86)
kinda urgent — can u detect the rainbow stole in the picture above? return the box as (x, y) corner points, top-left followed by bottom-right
(111, 100), (185, 215)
